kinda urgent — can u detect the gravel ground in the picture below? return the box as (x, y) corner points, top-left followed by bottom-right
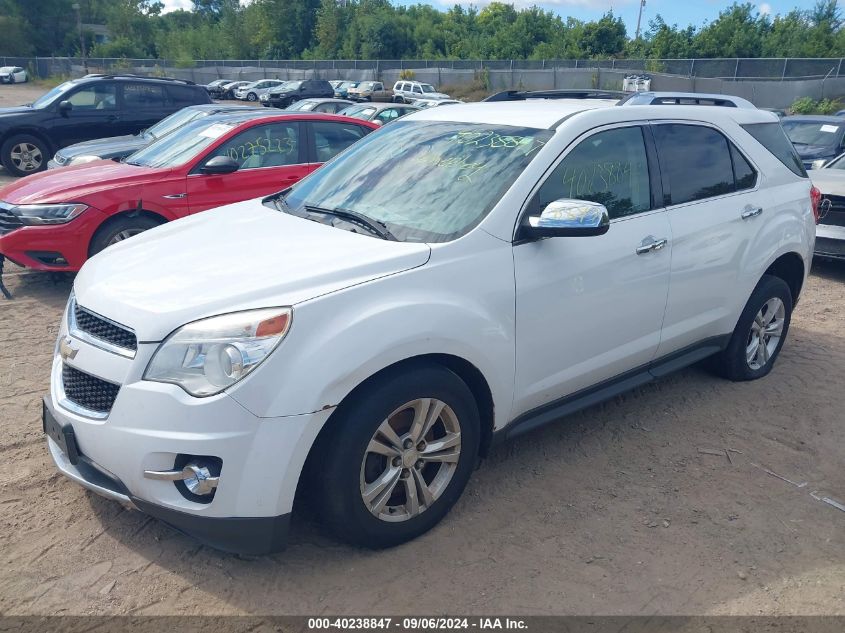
(1, 81), (845, 616)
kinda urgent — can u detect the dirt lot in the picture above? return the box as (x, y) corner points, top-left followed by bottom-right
(1, 81), (845, 617)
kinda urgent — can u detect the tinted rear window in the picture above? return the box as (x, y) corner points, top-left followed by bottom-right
(741, 122), (807, 177)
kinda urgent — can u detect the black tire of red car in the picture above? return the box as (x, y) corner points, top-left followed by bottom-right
(246, 92), (257, 102)
(89, 215), (163, 257)
(311, 362), (480, 548)
(711, 274), (793, 382)
(1, 133), (50, 177)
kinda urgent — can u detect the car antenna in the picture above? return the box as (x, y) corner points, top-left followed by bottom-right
(0, 255), (13, 299)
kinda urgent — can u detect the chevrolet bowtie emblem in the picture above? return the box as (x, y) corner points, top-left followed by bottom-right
(59, 337), (78, 361)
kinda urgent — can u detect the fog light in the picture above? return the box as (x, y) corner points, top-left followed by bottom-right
(143, 460), (220, 498)
(183, 464), (217, 495)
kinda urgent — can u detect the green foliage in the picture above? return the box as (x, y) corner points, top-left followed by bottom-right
(3, 0), (845, 62)
(399, 69), (415, 80)
(790, 96), (842, 114)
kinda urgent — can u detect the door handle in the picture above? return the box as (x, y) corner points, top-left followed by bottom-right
(636, 237), (668, 255)
(741, 206), (763, 220)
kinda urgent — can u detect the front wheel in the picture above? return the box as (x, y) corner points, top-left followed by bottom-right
(246, 92), (257, 102)
(1, 134), (49, 176)
(89, 215), (162, 256)
(312, 364), (480, 548)
(713, 275), (793, 381)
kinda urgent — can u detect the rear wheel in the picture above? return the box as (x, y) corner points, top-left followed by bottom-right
(713, 275), (792, 381)
(1, 134), (49, 176)
(89, 215), (162, 256)
(313, 364), (480, 548)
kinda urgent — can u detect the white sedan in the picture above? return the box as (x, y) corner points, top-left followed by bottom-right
(0, 66), (28, 84)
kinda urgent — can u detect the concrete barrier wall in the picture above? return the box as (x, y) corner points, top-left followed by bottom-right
(58, 60), (837, 109)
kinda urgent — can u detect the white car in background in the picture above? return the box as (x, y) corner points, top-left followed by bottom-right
(0, 66), (28, 84)
(809, 156), (845, 259)
(45, 98), (817, 555)
(392, 80), (450, 104)
(234, 79), (286, 102)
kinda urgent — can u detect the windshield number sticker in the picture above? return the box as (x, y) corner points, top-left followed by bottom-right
(820, 125), (839, 133)
(200, 123), (234, 139)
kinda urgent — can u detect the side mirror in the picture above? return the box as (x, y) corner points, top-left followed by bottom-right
(58, 100), (73, 114)
(522, 199), (610, 239)
(200, 155), (239, 175)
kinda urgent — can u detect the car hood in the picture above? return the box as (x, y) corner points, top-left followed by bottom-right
(0, 160), (163, 205)
(0, 106), (35, 120)
(56, 134), (146, 160)
(808, 169), (845, 194)
(73, 201), (432, 341)
(421, 91), (450, 99)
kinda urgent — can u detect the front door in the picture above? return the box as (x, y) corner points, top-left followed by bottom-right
(512, 124), (672, 418)
(186, 121), (310, 213)
(48, 81), (121, 148)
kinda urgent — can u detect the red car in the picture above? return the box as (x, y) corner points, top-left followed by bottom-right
(0, 111), (377, 274)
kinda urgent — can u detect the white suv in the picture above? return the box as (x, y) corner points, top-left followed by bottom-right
(44, 99), (819, 554)
(392, 80), (450, 104)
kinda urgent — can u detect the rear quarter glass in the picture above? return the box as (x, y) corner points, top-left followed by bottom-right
(742, 122), (808, 178)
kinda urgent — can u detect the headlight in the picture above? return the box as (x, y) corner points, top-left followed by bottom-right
(144, 308), (292, 397)
(10, 203), (88, 225)
(67, 155), (101, 167)
(811, 159), (829, 170)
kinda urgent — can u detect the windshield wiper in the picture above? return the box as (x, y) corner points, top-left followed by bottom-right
(305, 205), (398, 241)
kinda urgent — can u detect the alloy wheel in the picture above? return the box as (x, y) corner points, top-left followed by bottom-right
(359, 398), (461, 522)
(10, 142), (42, 172)
(746, 297), (785, 370)
(107, 228), (146, 246)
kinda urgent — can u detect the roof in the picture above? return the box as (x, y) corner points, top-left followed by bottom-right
(406, 100), (777, 130)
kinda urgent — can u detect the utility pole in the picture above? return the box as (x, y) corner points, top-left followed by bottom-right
(71, 3), (89, 74)
(635, 0), (646, 40)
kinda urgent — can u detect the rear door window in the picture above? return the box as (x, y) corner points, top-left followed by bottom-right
(742, 122), (808, 177)
(123, 83), (168, 109)
(652, 124), (738, 205)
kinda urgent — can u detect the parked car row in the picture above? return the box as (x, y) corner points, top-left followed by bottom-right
(26, 88), (819, 556)
(0, 78), (828, 556)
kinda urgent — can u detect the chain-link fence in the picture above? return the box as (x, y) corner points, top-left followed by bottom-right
(2, 56), (843, 81)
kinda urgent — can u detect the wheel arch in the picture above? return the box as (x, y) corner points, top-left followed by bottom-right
(294, 352), (496, 513)
(87, 208), (169, 256)
(764, 251), (805, 305)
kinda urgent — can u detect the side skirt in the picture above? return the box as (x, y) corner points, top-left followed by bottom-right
(498, 335), (730, 443)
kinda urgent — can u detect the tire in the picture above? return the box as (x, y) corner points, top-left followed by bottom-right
(246, 92), (257, 102)
(89, 215), (162, 257)
(1, 133), (49, 176)
(712, 274), (793, 382)
(313, 363), (480, 548)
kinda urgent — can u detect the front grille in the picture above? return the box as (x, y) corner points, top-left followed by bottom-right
(0, 204), (22, 236)
(61, 364), (120, 414)
(820, 194), (845, 228)
(73, 302), (137, 352)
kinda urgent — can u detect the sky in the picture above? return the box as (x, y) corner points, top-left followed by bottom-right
(158, 0), (807, 36)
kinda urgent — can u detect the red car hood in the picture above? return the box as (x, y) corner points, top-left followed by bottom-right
(0, 160), (166, 205)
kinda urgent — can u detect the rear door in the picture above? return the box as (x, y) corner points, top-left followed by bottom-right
(650, 122), (762, 357)
(186, 120), (308, 213)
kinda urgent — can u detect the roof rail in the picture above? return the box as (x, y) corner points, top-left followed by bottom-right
(483, 89), (626, 102)
(82, 73), (195, 85)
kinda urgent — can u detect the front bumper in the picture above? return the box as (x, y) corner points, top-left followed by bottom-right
(0, 207), (107, 271)
(45, 322), (331, 553)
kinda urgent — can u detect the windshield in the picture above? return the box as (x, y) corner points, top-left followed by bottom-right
(420, 84), (436, 93)
(126, 118), (235, 168)
(145, 107), (204, 139)
(290, 100), (316, 111)
(339, 105), (374, 120)
(30, 81), (75, 109)
(279, 121), (552, 242)
(285, 81), (302, 90)
(783, 121), (841, 147)
(341, 82), (357, 88)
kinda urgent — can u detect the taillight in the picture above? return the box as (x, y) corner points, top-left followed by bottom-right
(810, 185), (821, 224)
